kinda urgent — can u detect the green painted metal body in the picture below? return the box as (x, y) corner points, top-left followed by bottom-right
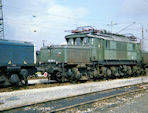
(40, 46), (92, 64)
(39, 33), (142, 65)
(142, 52), (148, 64)
(104, 40), (141, 61)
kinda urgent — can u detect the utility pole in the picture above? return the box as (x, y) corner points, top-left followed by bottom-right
(0, 0), (4, 39)
(140, 25), (145, 51)
(107, 21), (118, 33)
(42, 40), (46, 47)
(142, 25), (144, 40)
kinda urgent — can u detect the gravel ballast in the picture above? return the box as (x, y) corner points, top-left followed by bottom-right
(0, 76), (148, 111)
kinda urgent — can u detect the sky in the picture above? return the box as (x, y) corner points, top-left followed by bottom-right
(1, 0), (148, 50)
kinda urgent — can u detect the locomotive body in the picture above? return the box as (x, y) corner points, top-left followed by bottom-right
(0, 39), (36, 86)
(39, 45), (91, 64)
(39, 27), (145, 82)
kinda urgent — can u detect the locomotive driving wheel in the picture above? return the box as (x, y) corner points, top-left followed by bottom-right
(106, 68), (111, 79)
(56, 71), (65, 82)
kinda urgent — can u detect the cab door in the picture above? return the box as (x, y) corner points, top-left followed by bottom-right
(97, 38), (104, 61)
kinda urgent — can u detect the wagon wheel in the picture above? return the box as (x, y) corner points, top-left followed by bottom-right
(20, 76), (28, 86)
(20, 69), (29, 86)
(10, 74), (20, 86)
(0, 73), (11, 87)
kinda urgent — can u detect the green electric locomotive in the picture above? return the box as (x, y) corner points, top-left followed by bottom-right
(38, 26), (147, 82)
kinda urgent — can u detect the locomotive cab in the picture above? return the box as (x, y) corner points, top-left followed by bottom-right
(66, 37), (93, 46)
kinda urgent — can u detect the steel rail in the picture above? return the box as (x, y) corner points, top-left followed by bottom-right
(1, 83), (148, 113)
(50, 84), (147, 113)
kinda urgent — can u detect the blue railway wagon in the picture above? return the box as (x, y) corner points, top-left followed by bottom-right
(0, 40), (36, 66)
(0, 39), (36, 87)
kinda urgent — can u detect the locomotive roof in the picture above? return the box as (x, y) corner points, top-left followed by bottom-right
(65, 33), (138, 43)
(0, 39), (34, 46)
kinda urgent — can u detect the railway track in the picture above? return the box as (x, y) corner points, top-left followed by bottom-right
(0, 79), (68, 93)
(49, 84), (147, 113)
(4, 83), (148, 113)
(28, 79), (57, 85)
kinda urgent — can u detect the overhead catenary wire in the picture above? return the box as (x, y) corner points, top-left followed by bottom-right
(5, 3), (146, 31)
(4, 19), (77, 31)
(3, 4), (115, 24)
(3, 4), (79, 21)
(3, 4), (84, 31)
(117, 22), (136, 33)
(3, 3), (148, 39)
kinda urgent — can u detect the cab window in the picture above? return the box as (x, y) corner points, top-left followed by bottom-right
(68, 38), (74, 45)
(106, 40), (110, 49)
(83, 37), (89, 45)
(75, 38), (82, 45)
(89, 38), (94, 45)
(133, 44), (136, 50)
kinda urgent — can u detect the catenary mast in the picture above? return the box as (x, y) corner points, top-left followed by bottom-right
(0, 0), (4, 39)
